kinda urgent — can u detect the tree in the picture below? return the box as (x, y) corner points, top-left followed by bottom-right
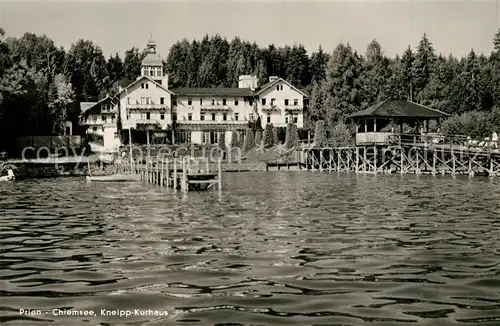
(263, 123), (274, 148)
(48, 73), (75, 134)
(360, 39), (391, 106)
(242, 128), (255, 152)
(321, 43), (364, 127)
(313, 120), (327, 147)
(230, 131), (239, 148)
(413, 34), (436, 102)
(310, 46), (330, 84)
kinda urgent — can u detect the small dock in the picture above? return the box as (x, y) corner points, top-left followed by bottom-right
(133, 157), (222, 191)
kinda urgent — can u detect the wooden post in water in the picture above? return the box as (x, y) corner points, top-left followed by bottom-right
(166, 159), (170, 188)
(218, 157), (222, 190)
(173, 160), (178, 190)
(182, 158), (188, 192)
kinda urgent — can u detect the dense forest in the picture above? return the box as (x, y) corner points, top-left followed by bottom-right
(1, 27), (500, 148)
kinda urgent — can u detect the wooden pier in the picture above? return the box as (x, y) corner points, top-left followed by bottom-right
(133, 157), (222, 191)
(300, 134), (500, 177)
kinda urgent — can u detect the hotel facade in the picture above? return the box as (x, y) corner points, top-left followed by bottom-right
(80, 40), (308, 149)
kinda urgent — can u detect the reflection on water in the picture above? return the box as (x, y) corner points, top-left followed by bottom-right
(1, 173), (500, 325)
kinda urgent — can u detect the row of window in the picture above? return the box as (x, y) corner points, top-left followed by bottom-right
(142, 68), (162, 78)
(126, 113), (167, 120)
(262, 98), (300, 106)
(125, 96), (302, 107)
(91, 116), (115, 123)
(124, 112), (298, 124)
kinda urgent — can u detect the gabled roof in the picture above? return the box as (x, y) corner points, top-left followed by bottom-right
(79, 96), (115, 118)
(170, 87), (254, 97)
(255, 77), (309, 98)
(348, 100), (450, 119)
(80, 102), (97, 115)
(115, 75), (172, 97)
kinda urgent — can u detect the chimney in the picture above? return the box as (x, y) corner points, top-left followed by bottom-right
(161, 74), (169, 89)
(269, 76), (279, 83)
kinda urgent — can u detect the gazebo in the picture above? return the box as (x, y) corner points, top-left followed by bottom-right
(348, 100), (449, 146)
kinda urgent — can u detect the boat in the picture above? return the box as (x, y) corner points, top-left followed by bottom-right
(86, 174), (140, 182)
(0, 169), (15, 181)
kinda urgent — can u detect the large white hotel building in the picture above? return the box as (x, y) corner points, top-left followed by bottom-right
(80, 40), (308, 149)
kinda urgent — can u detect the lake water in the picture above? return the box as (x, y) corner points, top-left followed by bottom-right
(1, 172), (500, 325)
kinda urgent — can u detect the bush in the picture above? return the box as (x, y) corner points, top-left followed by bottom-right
(313, 120), (326, 147)
(284, 123), (300, 148)
(272, 126), (279, 145)
(328, 121), (354, 146)
(263, 124), (275, 148)
(254, 130), (263, 146)
(230, 131), (239, 148)
(440, 109), (500, 139)
(218, 132), (226, 151)
(242, 129), (255, 152)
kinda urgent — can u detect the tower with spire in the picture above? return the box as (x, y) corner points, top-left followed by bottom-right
(141, 37), (164, 85)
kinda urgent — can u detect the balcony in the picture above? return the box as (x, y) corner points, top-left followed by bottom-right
(179, 119), (247, 125)
(284, 105), (303, 113)
(126, 103), (169, 112)
(261, 105), (281, 113)
(86, 119), (116, 125)
(177, 119), (248, 131)
(200, 105), (231, 112)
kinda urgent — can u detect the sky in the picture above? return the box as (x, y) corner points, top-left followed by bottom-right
(0, 0), (499, 59)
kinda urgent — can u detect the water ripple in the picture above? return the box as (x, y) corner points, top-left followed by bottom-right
(1, 173), (500, 325)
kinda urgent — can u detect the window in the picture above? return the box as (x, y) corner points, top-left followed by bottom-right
(188, 98), (192, 105)
(160, 97), (165, 105)
(222, 98), (226, 105)
(249, 113), (254, 121)
(234, 99), (239, 106)
(126, 113), (130, 119)
(172, 99), (177, 106)
(141, 83), (145, 88)
(223, 114), (227, 121)
(188, 113), (192, 121)
(234, 113), (239, 121)
(92, 127), (97, 132)
(111, 116), (115, 123)
(285, 116), (289, 123)
(294, 99), (299, 106)
(249, 99), (253, 106)
(294, 116), (298, 123)
(160, 113), (165, 120)
(146, 113), (151, 120)
(200, 98), (203, 105)
(201, 115), (205, 121)
(284, 99), (289, 106)
(280, 85), (283, 90)
(127, 97), (131, 104)
(267, 116), (271, 123)
(211, 99), (215, 106)
(212, 113), (216, 120)
(262, 98), (266, 105)
(276, 85), (280, 91)
(271, 98), (276, 105)
(101, 115), (106, 122)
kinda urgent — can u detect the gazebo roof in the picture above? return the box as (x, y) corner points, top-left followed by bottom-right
(349, 100), (449, 119)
